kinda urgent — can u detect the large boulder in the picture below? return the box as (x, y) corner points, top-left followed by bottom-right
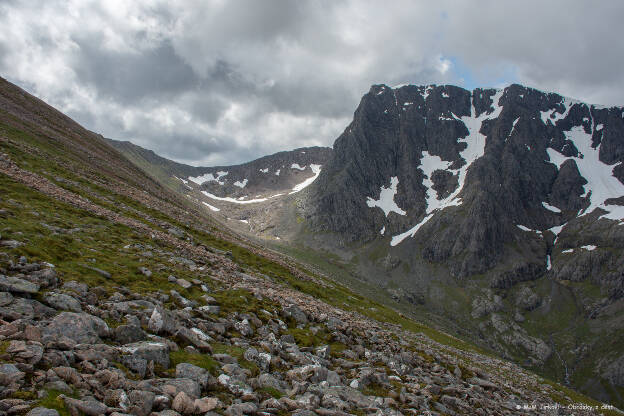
(119, 341), (170, 377)
(175, 363), (214, 391)
(0, 275), (39, 294)
(113, 324), (147, 344)
(147, 306), (177, 335)
(43, 292), (82, 312)
(43, 312), (109, 344)
(25, 408), (60, 416)
(281, 305), (308, 326)
(5, 341), (44, 365)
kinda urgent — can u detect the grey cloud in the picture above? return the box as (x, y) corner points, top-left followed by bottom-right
(72, 39), (199, 104)
(1, 0), (624, 166)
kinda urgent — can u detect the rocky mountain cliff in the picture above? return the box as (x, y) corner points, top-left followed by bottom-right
(299, 83), (624, 407)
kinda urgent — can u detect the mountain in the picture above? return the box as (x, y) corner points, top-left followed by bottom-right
(99, 82), (624, 408)
(294, 83), (624, 406)
(108, 139), (332, 202)
(6, 76), (611, 415)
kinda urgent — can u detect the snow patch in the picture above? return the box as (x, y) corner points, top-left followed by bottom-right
(380, 226), (385, 235)
(581, 245), (597, 251)
(390, 89), (505, 246)
(259, 168), (269, 173)
(366, 176), (406, 217)
(549, 224), (566, 244)
(419, 151), (457, 213)
(507, 117), (520, 140)
(596, 123), (604, 131)
(202, 191), (268, 204)
(291, 163), (306, 170)
(562, 249), (573, 253)
(390, 214), (433, 246)
(422, 86), (434, 100)
(542, 202), (561, 213)
(188, 171), (228, 185)
(540, 97), (576, 126)
(546, 255), (551, 270)
(173, 176), (188, 185)
(233, 179), (248, 188)
(517, 225), (532, 232)
(442, 92), (449, 98)
(202, 202), (220, 212)
(275, 169), (280, 176)
(290, 164), (322, 194)
(547, 124), (624, 221)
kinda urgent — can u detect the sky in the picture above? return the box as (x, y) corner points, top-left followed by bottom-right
(1, 1), (624, 166)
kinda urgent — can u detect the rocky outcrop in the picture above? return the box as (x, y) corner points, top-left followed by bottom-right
(0, 252), (603, 415)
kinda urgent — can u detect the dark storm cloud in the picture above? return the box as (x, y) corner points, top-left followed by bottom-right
(72, 39), (199, 104)
(1, 0), (624, 166)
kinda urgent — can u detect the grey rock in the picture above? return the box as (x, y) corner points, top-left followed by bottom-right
(174, 327), (212, 352)
(0, 363), (24, 393)
(26, 408), (60, 416)
(62, 280), (88, 296)
(175, 363), (212, 390)
(161, 378), (201, 399)
(224, 402), (257, 416)
(0, 240), (24, 248)
(43, 292), (82, 312)
(119, 341), (170, 376)
(43, 312), (109, 344)
(85, 266), (111, 279)
(43, 380), (72, 394)
(176, 278), (192, 289)
(257, 373), (285, 393)
(137, 267), (152, 277)
(128, 390), (155, 416)
(234, 318), (254, 337)
(60, 396), (108, 416)
(29, 268), (58, 287)
(0, 291), (13, 306)
(148, 306), (177, 335)
(171, 391), (194, 415)
(113, 324), (147, 344)
(0, 275), (39, 294)
(282, 305), (308, 325)
(197, 305), (220, 316)
(6, 340), (44, 365)
(104, 389), (130, 411)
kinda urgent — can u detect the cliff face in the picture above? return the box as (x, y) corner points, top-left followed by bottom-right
(309, 83), (624, 286)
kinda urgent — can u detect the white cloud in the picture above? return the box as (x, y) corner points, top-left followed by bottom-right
(1, 0), (623, 166)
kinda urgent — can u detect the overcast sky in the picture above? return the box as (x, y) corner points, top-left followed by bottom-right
(1, 1), (624, 166)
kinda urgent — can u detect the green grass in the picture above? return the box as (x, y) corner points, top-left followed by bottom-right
(258, 386), (284, 399)
(211, 343), (260, 376)
(362, 383), (391, 398)
(286, 327), (330, 348)
(169, 350), (221, 376)
(35, 389), (73, 416)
